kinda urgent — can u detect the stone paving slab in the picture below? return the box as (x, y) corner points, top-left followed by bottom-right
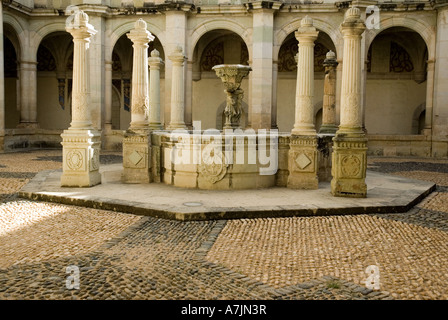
(18, 164), (435, 221)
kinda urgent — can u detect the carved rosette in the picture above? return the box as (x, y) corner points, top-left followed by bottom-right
(340, 154), (362, 178)
(66, 149), (84, 171)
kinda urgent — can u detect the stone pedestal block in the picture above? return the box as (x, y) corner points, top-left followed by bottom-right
(331, 135), (367, 197)
(122, 130), (152, 183)
(60, 129), (101, 187)
(287, 135), (319, 189)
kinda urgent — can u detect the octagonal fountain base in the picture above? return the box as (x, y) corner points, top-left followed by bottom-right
(19, 163), (435, 221)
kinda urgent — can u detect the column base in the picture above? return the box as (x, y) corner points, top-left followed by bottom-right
(103, 123), (113, 133)
(148, 123), (164, 130)
(60, 128), (102, 187)
(122, 130), (152, 184)
(318, 124), (338, 135)
(167, 123), (187, 130)
(17, 122), (39, 129)
(291, 127), (317, 136)
(287, 135), (318, 190)
(330, 133), (368, 198)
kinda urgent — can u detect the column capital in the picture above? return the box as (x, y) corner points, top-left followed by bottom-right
(148, 49), (164, 69)
(168, 45), (186, 64)
(127, 19), (155, 45)
(323, 50), (339, 69)
(295, 16), (319, 43)
(66, 11), (97, 40)
(340, 7), (366, 36)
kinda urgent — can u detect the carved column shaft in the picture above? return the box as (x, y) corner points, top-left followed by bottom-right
(127, 19), (154, 130)
(104, 60), (113, 128)
(319, 50), (338, 134)
(18, 61), (38, 127)
(331, 7), (368, 198)
(292, 16), (318, 136)
(148, 49), (164, 130)
(168, 46), (187, 130)
(61, 11), (101, 187)
(68, 19), (97, 129)
(122, 19), (154, 184)
(339, 23), (364, 133)
(287, 16), (319, 190)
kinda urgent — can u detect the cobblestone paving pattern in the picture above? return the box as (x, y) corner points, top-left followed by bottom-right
(0, 151), (447, 300)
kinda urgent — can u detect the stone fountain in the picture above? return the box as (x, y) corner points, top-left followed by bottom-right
(212, 64), (252, 129)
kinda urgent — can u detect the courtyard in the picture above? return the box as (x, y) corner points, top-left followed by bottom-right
(0, 149), (447, 300)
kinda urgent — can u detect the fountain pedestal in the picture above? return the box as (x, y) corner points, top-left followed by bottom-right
(212, 64), (252, 129)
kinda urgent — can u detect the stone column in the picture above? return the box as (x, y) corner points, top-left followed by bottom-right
(148, 49), (164, 130)
(128, 19), (154, 130)
(104, 60), (113, 132)
(319, 50), (338, 134)
(249, 2), (279, 130)
(61, 11), (101, 187)
(167, 45), (187, 130)
(122, 19), (154, 184)
(423, 59), (435, 134)
(432, 4), (448, 157)
(185, 60), (193, 129)
(18, 61), (38, 127)
(335, 58), (343, 127)
(291, 16), (318, 136)
(331, 7), (368, 198)
(164, 9), (188, 131)
(271, 61), (278, 129)
(86, 14), (106, 130)
(0, 2), (4, 150)
(287, 16), (319, 190)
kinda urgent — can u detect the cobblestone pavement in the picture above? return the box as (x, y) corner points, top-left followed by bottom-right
(0, 150), (447, 300)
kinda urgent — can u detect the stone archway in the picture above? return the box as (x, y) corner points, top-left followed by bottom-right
(365, 27), (428, 135)
(189, 19), (252, 62)
(36, 31), (73, 130)
(191, 29), (250, 130)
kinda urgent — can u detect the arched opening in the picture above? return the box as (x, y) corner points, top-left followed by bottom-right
(36, 31), (73, 130)
(3, 27), (20, 128)
(366, 27), (428, 135)
(276, 31), (336, 132)
(192, 29), (250, 130)
(111, 33), (164, 130)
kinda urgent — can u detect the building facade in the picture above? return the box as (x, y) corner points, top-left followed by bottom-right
(0, 0), (447, 157)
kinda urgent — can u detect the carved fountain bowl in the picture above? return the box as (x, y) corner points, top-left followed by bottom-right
(212, 64), (252, 92)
